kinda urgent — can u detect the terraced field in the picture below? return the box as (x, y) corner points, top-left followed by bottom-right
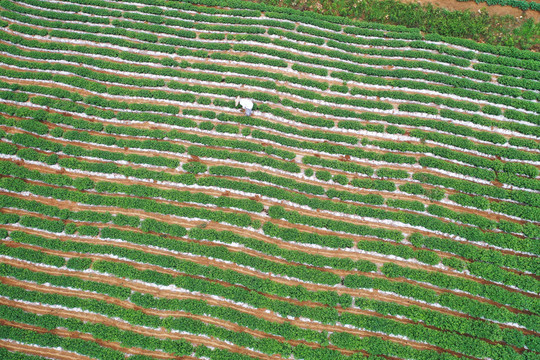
(0, 0), (538, 359)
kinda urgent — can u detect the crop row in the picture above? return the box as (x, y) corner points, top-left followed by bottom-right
(0, 264), (522, 360)
(1, 234), (532, 360)
(0, 196), (373, 272)
(0, 113), (492, 201)
(0, 272), (328, 347)
(0, 324), (126, 360)
(4, 153), (535, 258)
(3, 185), (534, 286)
(3, 229), (351, 314)
(1, 191), (536, 326)
(1, 0), (539, 359)
(3, 14), (540, 118)
(4, 228), (355, 313)
(0, 279), (304, 360)
(11, 0), (540, 71)
(8, 0), (540, 71)
(4, 97), (537, 199)
(2, 136), (537, 253)
(381, 263), (539, 311)
(2, 111), (537, 229)
(2, 241), (532, 353)
(344, 274), (537, 331)
(0, 34), (524, 126)
(6, 212), (347, 287)
(4, 258), (518, 360)
(2, 33), (539, 143)
(4, 186), (537, 321)
(2, 234), (536, 334)
(10, 231), (536, 360)
(354, 296), (539, 349)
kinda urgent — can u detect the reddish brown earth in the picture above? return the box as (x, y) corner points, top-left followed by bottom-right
(401, 0), (540, 21)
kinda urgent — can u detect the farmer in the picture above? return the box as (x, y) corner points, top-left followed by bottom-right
(235, 96), (254, 116)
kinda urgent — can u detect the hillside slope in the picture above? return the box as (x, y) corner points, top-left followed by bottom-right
(0, 1), (538, 360)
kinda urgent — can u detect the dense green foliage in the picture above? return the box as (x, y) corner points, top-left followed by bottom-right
(0, 1), (538, 359)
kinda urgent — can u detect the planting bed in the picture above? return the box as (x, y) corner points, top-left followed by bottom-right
(0, 0), (538, 359)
